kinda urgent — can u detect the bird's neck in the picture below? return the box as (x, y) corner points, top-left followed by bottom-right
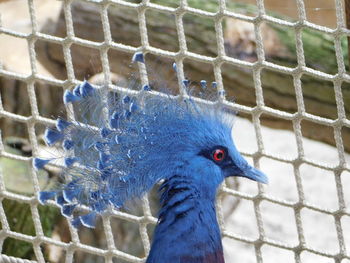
(146, 175), (224, 263)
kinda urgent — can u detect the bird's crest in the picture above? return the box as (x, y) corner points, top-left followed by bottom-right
(34, 53), (236, 228)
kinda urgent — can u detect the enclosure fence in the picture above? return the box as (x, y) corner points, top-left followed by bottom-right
(0, 0), (349, 262)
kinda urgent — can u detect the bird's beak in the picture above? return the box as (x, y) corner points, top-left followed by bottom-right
(224, 149), (268, 183)
(225, 158), (268, 184)
(239, 166), (268, 184)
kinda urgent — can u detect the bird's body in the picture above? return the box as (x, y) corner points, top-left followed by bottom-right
(34, 53), (267, 262)
(147, 175), (224, 263)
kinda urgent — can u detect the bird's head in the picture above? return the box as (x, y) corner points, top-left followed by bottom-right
(35, 76), (267, 227)
(121, 93), (268, 198)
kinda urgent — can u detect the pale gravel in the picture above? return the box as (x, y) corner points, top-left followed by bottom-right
(223, 117), (350, 263)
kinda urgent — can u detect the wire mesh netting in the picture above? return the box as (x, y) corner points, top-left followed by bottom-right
(0, 0), (350, 262)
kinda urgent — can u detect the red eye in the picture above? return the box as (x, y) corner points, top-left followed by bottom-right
(212, 149), (225, 162)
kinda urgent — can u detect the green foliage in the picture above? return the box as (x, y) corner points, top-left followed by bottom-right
(1, 200), (59, 259)
(0, 137), (59, 259)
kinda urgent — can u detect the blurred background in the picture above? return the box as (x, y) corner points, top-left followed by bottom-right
(0, 0), (349, 262)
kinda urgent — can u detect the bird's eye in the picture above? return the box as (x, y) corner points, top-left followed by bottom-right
(212, 148), (225, 162)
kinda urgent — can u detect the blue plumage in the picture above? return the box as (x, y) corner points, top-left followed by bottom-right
(44, 129), (63, 146)
(200, 79), (207, 89)
(63, 90), (81, 104)
(34, 52), (267, 262)
(56, 118), (71, 132)
(33, 158), (51, 170)
(61, 204), (77, 218)
(38, 191), (56, 204)
(64, 157), (78, 167)
(132, 52), (145, 63)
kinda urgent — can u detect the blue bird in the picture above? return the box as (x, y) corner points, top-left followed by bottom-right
(34, 53), (267, 263)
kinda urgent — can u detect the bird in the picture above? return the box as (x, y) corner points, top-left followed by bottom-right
(33, 52), (268, 263)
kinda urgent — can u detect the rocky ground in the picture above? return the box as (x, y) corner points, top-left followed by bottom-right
(224, 117), (350, 263)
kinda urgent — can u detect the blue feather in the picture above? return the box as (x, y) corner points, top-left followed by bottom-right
(61, 204), (77, 218)
(63, 90), (81, 104)
(56, 118), (71, 132)
(100, 127), (112, 138)
(80, 212), (97, 228)
(172, 62), (177, 72)
(94, 141), (107, 152)
(33, 158), (51, 170)
(62, 186), (81, 203)
(63, 139), (74, 150)
(72, 217), (82, 228)
(122, 95), (131, 104)
(123, 109), (131, 119)
(110, 111), (120, 129)
(143, 84), (151, 91)
(97, 160), (105, 170)
(73, 84), (82, 97)
(101, 168), (112, 180)
(38, 191), (56, 204)
(132, 52), (144, 63)
(92, 202), (106, 213)
(34, 52), (267, 263)
(64, 157), (78, 167)
(182, 79), (189, 88)
(129, 102), (138, 113)
(55, 195), (66, 207)
(44, 128), (63, 145)
(218, 90), (226, 96)
(99, 152), (110, 164)
(80, 80), (95, 97)
(62, 180), (83, 204)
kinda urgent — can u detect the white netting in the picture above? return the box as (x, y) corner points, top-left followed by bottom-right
(0, 0), (349, 262)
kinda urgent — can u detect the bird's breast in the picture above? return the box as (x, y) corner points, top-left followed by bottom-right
(146, 175), (224, 263)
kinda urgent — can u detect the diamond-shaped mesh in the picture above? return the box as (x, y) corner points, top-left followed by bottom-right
(0, 0), (349, 262)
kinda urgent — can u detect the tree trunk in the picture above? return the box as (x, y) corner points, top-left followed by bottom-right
(35, 0), (350, 151)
